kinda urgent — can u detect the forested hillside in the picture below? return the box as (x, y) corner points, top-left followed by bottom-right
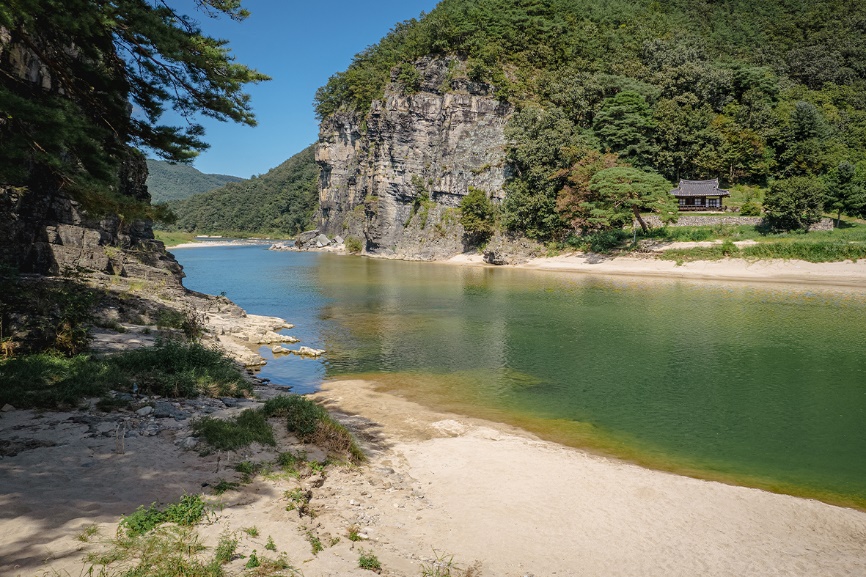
(145, 160), (244, 203)
(315, 0), (866, 239)
(159, 145), (318, 236)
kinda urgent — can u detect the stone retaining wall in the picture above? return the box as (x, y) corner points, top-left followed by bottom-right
(640, 215), (834, 231)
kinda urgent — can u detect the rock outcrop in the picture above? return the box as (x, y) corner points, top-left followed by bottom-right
(0, 153), (184, 285)
(316, 56), (512, 259)
(0, 26), (183, 286)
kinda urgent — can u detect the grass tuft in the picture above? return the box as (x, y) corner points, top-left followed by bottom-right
(0, 340), (250, 410)
(358, 549), (382, 573)
(193, 410), (276, 451)
(119, 494), (208, 537)
(262, 395), (365, 463)
(213, 532), (238, 565)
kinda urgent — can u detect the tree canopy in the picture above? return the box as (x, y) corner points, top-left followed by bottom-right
(588, 167), (676, 233)
(315, 0), (866, 236)
(0, 0), (268, 195)
(159, 145), (319, 237)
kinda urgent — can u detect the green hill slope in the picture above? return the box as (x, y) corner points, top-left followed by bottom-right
(160, 145), (319, 236)
(146, 159), (245, 203)
(315, 0), (866, 239)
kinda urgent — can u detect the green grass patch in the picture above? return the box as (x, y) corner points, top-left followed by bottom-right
(120, 494), (208, 537)
(659, 240), (866, 263)
(303, 528), (324, 555)
(87, 524), (223, 577)
(211, 479), (241, 495)
(262, 395), (365, 463)
(154, 230), (198, 247)
(0, 340), (250, 409)
(213, 532), (238, 565)
(192, 409), (276, 451)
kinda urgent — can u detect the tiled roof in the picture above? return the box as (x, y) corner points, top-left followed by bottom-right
(670, 179), (730, 197)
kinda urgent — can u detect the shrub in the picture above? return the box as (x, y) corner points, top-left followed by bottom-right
(358, 549), (382, 572)
(345, 236), (363, 254)
(120, 494), (207, 537)
(459, 187), (496, 244)
(192, 410), (276, 451)
(739, 200), (762, 216)
(262, 395), (365, 463)
(763, 176), (825, 230)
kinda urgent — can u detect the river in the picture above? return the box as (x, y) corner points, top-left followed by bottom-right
(174, 244), (866, 508)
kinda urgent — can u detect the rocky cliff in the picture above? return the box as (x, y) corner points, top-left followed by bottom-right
(0, 26), (183, 285)
(316, 57), (512, 258)
(0, 153), (183, 284)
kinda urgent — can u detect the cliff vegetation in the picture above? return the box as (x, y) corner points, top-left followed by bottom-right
(159, 145), (319, 237)
(145, 160), (245, 204)
(315, 0), (866, 242)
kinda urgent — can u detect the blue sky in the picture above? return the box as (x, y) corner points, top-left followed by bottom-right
(163, 0), (439, 178)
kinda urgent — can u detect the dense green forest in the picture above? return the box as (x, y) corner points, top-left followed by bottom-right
(316, 0), (866, 239)
(145, 160), (244, 203)
(158, 145), (319, 236)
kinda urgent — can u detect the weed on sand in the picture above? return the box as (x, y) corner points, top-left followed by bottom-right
(193, 410), (276, 451)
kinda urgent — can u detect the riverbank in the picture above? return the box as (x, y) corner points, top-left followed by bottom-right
(311, 379), (866, 576)
(447, 251), (866, 287)
(170, 239), (275, 250)
(4, 376), (864, 577)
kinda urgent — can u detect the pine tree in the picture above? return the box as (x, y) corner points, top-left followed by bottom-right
(0, 0), (268, 196)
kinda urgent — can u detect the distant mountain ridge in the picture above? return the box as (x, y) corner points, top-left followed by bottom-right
(158, 145), (319, 237)
(146, 159), (245, 203)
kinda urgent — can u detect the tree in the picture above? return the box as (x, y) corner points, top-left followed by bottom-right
(588, 167), (677, 233)
(592, 91), (658, 169)
(0, 0), (268, 194)
(554, 148), (620, 234)
(459, 187), (496, 244)
(501, 106), (585, 239)
(763, 176), (826, 230)
(824, 162), (866, 225)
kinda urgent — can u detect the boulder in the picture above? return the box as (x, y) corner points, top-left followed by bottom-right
(1, 403), (15, 412)
(296, 346), (325, 357)
(315, 233), (332, 247)
(153, 401), (189, 421)
(297, 230), (319, 245)
(483, 250), (509, 265)
(178, 436), (199, 449)
(334, 235), (344, 245)
(136, 405), (153, 416)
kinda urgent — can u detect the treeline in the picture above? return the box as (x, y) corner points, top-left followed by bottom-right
(145, 160), (244, 204)
(158, 145), (319, 237)
(316, 0), (866, 239)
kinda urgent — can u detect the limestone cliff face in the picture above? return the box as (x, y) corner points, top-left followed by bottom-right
(316, 57), (512, 258)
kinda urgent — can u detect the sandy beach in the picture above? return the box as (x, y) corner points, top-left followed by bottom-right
(2, 377), (865, 576)
(169, 239), (275, 250)
(447, 252), (866, 288)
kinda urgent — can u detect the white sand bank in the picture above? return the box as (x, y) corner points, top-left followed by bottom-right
(2, 379), (865, 576)
(312, 379), (866, 577)
(446, 252), (866, 287)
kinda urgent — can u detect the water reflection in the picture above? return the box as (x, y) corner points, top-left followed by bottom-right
(176, 247), (866, 505)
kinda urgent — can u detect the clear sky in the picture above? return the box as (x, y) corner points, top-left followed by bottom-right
(164, 0), (439, 178)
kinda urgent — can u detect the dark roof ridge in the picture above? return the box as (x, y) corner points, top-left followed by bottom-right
(671, 178), (730, 197)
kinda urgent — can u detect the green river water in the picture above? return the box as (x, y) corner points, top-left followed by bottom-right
(177, 246), (866, 508)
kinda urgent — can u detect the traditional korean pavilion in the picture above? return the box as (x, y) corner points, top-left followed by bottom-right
(670, 179), (730, 211)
